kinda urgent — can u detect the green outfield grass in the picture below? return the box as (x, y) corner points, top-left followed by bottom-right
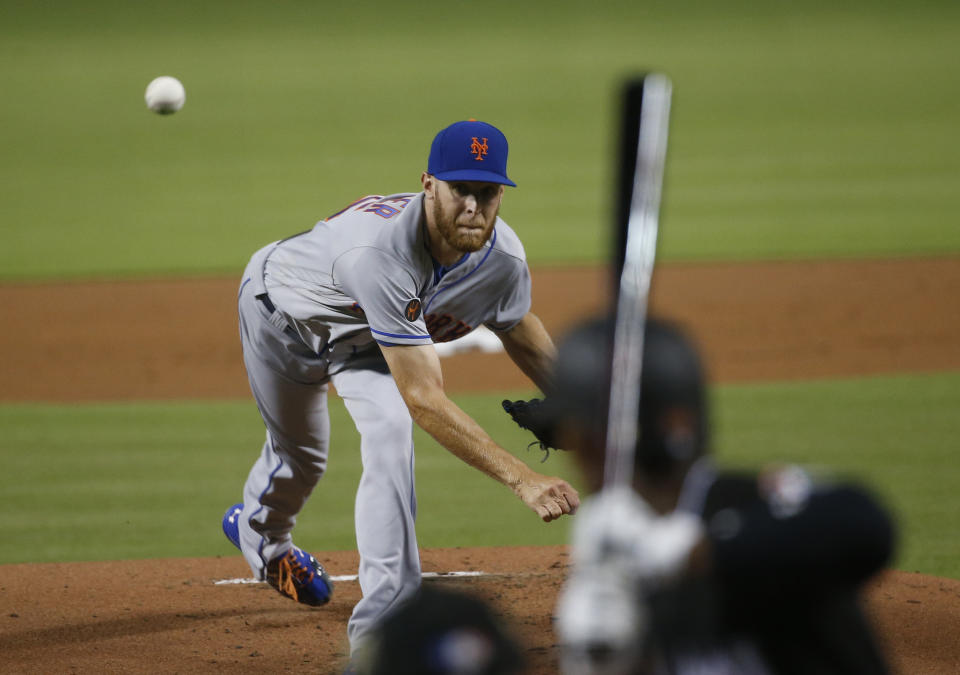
(1, 0), (958, 280)
(2, 372), (957, 578)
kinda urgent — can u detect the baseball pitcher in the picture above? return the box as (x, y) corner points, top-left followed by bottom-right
(221, 120), (580, 660)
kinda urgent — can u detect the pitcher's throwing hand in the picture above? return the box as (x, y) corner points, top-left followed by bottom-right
(515, 474), (580, 522)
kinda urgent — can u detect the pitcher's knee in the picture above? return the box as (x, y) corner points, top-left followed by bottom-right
(268, 437), (328, 483)
(361, 409), (413, 453)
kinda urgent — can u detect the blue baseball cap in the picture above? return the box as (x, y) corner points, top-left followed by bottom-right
(427, 120), (516, 187)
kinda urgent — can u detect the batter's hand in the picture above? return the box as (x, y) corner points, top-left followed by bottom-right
(515, 474), (580, 522)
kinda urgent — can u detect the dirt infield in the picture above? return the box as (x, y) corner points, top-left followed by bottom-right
(2, 257), (959, 401)
(2, 550), (959, 674)
(1, 256), (959, 673)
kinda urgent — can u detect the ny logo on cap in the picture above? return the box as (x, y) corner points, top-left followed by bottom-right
(470, 137), (488, 161)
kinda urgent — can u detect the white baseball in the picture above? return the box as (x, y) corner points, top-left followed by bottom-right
(145, 76), (186, 114)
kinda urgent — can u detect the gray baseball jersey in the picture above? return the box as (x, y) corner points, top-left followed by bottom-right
(261, 191), (531, 363)
(232, 190), (534, 655)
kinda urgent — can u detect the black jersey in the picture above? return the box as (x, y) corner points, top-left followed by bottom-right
(643, 461), (894, 675)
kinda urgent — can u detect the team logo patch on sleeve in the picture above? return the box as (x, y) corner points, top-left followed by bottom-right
(404, 298), (422, 322)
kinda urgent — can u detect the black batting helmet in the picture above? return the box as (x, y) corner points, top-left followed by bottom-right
(545, 315), (708, 475)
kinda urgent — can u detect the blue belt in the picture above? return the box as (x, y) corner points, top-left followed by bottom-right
(256, 292), (278, 315)
(256, 293), (303, 343)
(256, 292), (328, 360)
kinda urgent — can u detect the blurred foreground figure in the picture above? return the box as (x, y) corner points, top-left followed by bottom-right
(544, 317), (894, 675)
(359, 585), (523, 675)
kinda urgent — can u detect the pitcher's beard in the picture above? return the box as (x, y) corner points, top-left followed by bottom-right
(433, 199), (498, 253)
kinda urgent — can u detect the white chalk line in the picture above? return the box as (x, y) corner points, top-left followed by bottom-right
(214, 570), (488, 586)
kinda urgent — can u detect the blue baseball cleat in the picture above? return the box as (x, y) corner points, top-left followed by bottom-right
(221, 502), (334, 606)
(222, 503), (243, 550)
(266, 546), (335, 607)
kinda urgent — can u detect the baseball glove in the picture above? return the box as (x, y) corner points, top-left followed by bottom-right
(502, 398), (558, 462)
